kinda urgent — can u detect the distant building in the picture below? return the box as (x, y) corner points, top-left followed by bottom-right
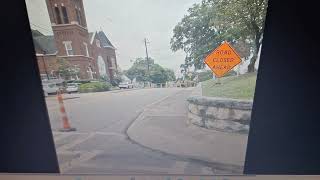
(33, 0), (118, 81)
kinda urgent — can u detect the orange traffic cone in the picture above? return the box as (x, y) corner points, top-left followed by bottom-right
(57, 90), (76, 132)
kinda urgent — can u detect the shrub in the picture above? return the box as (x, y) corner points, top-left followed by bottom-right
(198, 70), (213, 82)
(79, 82), (111, 93)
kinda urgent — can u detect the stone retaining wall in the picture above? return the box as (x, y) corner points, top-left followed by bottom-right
(187, 96), (253, 134)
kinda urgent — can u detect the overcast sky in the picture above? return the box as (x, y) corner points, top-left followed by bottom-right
(25, 0), (201, 75)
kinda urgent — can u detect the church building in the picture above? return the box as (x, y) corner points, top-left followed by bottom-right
(33, 0), (118, 81)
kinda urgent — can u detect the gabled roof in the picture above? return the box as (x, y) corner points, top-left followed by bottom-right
(97, 31), (115, 49)
(32, 29), (44, 37)
(89, 31), (116, 49)
(33, 35), (57, 54)
(31, 29), (57, 54)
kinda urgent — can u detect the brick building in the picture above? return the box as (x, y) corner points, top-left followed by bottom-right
(33, 0), (118, 81)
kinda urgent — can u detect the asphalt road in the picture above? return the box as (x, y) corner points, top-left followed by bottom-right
(45, 88), (215, 175)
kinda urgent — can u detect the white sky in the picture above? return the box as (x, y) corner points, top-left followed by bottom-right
(25, 0), (201, 75)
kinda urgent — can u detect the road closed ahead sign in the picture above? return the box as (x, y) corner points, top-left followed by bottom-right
(205, 42), (241, 78)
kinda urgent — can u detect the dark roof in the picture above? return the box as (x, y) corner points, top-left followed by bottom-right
(33, 35), (57, 54)
(32, 29), (44, 37)
(97, 31), (115, 49)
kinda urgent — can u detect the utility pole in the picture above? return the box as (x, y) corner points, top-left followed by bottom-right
(144, 38), (150, 72)
(144, 38), (150, 88)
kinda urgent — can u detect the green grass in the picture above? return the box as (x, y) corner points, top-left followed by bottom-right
(202, 72), (257, 100)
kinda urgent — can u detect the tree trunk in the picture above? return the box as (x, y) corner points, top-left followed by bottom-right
(247, 53), (257, 73)
(247, 35), (261, 73)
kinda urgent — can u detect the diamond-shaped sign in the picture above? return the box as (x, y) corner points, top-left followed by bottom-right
(204, 42), (241, 78)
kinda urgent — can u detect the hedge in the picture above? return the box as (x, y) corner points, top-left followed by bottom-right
(79, 82), (111, 93)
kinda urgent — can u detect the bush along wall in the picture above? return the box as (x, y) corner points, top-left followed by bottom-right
(79, 82), (111, 93)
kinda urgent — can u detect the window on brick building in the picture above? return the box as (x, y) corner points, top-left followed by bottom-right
(76, 9), (82, 26)
(96, 40), (101, 48)
(61, 6), (69, 24)
(83, 42), (89, 57)
(54, 7), (62, 24)
(63, 41), (74, 56)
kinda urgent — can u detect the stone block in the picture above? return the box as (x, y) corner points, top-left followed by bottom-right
(188, 112), (202, 126)
(216, 107), (231, 120)
(188, 103), (199, 115)
(232, 109), (252, 121)
(206, 119), (249, 133)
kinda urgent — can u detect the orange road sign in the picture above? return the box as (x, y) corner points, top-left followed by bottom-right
(204, 41), (241, 78)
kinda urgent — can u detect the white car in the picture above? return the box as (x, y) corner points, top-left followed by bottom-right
(43, 83), (59, 96)
(66, 83), (79, 93)
(119, 82), (133, 89)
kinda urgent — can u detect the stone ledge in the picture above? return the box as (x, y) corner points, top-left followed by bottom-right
(187, 96), (253, 110)
(187, 95), (253, 134)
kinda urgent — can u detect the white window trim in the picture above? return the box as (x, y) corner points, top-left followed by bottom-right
(83, 42), (89, 57)
(63, 41), (74, 56)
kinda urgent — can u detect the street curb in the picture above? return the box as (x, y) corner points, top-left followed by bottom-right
(125, 89), (244, 174)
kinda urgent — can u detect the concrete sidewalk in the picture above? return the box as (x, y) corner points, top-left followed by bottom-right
(127, 89), (248, 173)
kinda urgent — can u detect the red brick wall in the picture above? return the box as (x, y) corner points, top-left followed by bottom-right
(52, 25), (90, 57)
(46, 0), (87, 27)
(36, 55), (59, 77)
(59, 56), (95, 79)
(43, 0), (117, 81)
(37, 55), (95, 80)
(90, 34), (117, 80)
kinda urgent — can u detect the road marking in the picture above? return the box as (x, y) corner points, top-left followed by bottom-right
(60, 150), (102, 173)
(57, 133), (95, 152)
(94, 132), (127, 138)
(52, 132), (75, 142)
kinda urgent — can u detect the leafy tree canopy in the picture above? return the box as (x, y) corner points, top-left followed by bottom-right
(56, 58), (80, 80)
(171, 0), (268, 72)
(125, 57), (176, 84)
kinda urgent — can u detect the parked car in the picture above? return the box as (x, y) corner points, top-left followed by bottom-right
(43, 83), (59, 95)
(119, 82), (133, 89)
(66, 83), (79, 93)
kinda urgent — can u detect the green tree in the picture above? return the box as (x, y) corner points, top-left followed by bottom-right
(165, 68), (176, 81)
(56, 58), (80, 80)
(125, 57), (175, 84)
(171, 0), (268, 72)
(171, 3), (220, 70)
(125, 57), (152, 82)
(208, 0), (268, 72)
(149, 64), (168, 84)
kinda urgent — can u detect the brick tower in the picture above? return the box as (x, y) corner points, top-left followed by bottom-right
(45, 0), (96, 79)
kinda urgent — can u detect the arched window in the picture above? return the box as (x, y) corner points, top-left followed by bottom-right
(97, 56), (107, 77)
(75, 9), (82, 26)
(54, 7), (62, 24)
(61, 6), (69, 24)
